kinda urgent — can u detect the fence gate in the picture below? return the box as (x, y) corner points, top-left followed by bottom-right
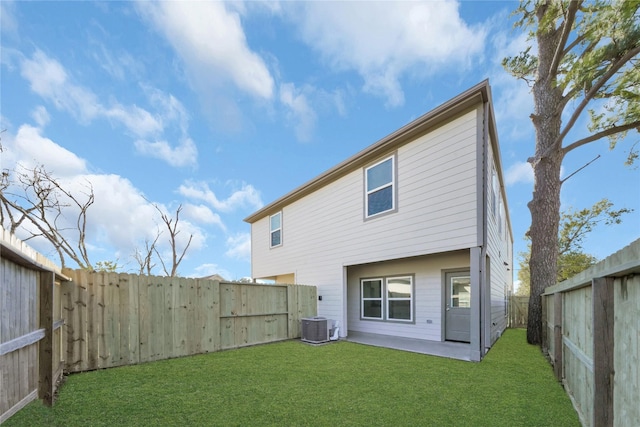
(508, 295), (529, 328)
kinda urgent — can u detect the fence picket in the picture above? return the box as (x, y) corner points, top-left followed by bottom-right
(164, 277), (176, 359)
(53, 272), (315, 372)
(118, 274), (130, 366)
(138, 277), (150, 364)
(128, 274), (140, 365)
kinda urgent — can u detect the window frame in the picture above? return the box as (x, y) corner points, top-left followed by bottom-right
(449, 275), (471, 308)
(386, 276), (413, 322)
(361, 278), (384, 320)
(364, 154), (397, 219)
(491, 166), (498, 219)
(269, 211), (282, 248)
(498, 195), (504, 237)
(360, 274), (414, 323)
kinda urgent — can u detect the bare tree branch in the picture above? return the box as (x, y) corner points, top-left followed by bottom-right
(150, 203), (194, 277)
(133, 232), (160, 275)
(1, 163), (95, 269)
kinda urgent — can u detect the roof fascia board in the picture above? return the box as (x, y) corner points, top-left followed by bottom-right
(245, 80), (491, 223)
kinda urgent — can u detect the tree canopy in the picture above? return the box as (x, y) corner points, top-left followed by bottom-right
(516, 198), (631, 296)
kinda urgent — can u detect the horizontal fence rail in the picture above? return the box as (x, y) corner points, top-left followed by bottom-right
(1, 233), (66, 423)
(542, 239), (639, 427)
(3, 231), (317, 422)
(62, 270), (317, 373)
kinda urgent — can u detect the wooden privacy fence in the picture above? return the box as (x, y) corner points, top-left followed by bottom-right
(62, 270), (317, 373)
(1, 230), (317, 422)
(542, 239), (639, 427)
(507, 295), (529, 328)
(1, 230), (67, 423)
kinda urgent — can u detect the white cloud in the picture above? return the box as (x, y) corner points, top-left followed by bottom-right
(178, 181), (263, 213)
(145, 86), (190, 134)
(182, 203), (226, 230)
(2, 126), (206, 271)
(31, 106), (50, 128)
(138, 1), (274, 100)
(12, 124), (87, 177)
(92, 44), (143, 81)
(134, 138), (197, 168)
(20, 50), (161, 134)
(19, 50), (198, 168)
(488, 25), (536, 140)
(0, 1), (18, 35)
(505, 161), (534, 186)
(104, 104), (163, 138)
(21, 50), (102, 123)
(279, 83), (317, 142)
(285, 0), (486, 107)
(225, 233), (251, 261)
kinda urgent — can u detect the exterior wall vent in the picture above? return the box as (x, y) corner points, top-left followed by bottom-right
(301, 317), (330, 343)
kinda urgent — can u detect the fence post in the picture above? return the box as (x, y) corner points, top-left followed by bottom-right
(553, 291), (563, 381)
(593, 276), (614, 427)
(38, 270), (54, 406)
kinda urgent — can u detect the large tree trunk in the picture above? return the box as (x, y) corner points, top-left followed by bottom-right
(527, 153), (562, 344)
(527, 6), (565, 345)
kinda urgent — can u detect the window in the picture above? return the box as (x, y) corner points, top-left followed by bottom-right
(498, 196), (504, 236)
(504, 284), (508, 318)
(491, 166), (498, 218)
(361, 279), (383, 319)
(270, 212), (282, 248)
(361, 275), (413, 322)
(450, 276), (471, 308)
(387, 277), (412, 320)
(365, 156), (395, 218)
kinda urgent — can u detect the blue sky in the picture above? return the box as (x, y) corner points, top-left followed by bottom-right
(2, 1), (638, 281)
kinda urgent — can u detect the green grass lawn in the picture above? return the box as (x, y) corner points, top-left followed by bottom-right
(6, 329), (579, 426)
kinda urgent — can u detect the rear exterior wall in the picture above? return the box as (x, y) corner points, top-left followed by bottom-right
(346, 251), (470, 341)
(251, 108), (481, 330)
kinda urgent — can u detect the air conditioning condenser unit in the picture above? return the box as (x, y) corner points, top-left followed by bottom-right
(301, 317), (330, 344)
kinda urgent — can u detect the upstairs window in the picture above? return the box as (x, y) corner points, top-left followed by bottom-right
(498, 196), (504, 237)
(365, 156), (395, 218)
(491, 166), (498, 218)
(270, 212), (282, 248)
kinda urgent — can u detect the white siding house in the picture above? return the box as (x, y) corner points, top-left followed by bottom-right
(244, 81), (513, 361)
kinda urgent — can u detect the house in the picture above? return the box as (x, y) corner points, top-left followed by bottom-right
(244, 80), (513, 361)
(200, 273), (227, 282)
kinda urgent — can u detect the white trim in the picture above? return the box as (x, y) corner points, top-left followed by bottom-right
(361, 278), (383, 319)
(386, 275), (413, 322)
(491, 166), (498, 219)
(449, 275), (471, 308)
(360, 275), (414, 322)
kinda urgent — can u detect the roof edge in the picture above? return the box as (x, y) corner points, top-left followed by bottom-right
(245, 80), (492, 224)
